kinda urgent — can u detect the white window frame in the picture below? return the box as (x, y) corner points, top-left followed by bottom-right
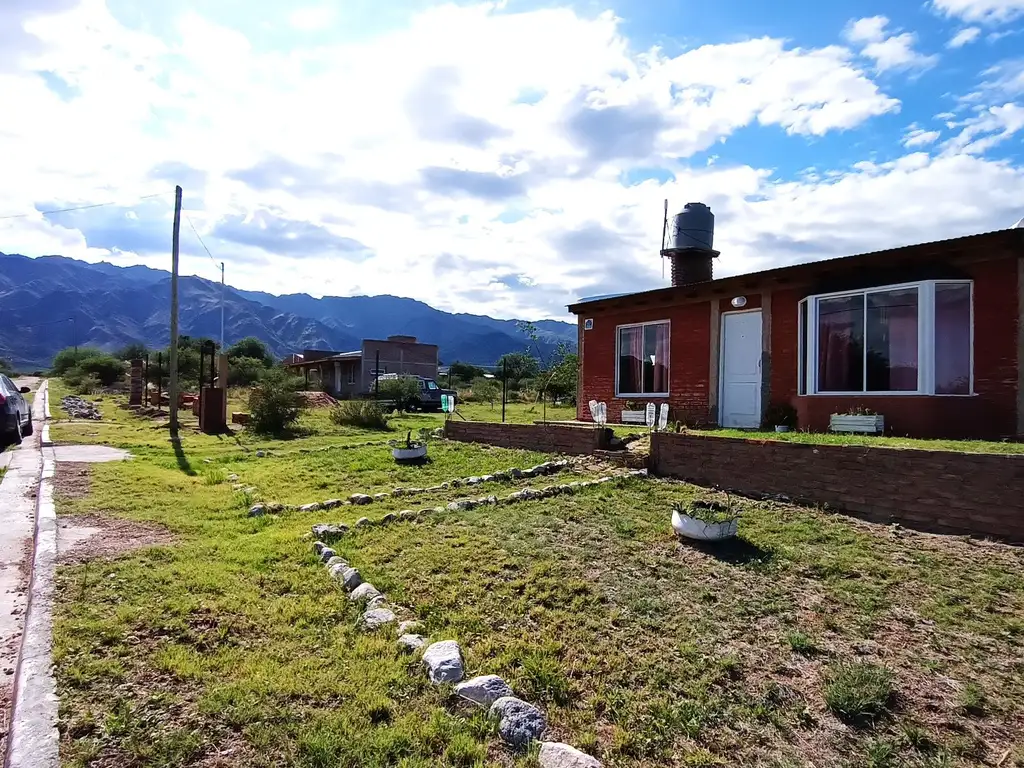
(347, 366), (356, 385)
(615, 320), (671, 398)
(799, 279), (974, 397)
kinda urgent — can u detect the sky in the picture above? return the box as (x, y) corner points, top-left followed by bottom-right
(1, 0), (1023, 321)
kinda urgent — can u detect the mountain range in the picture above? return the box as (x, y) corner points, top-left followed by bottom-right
(0, 253), (577, 369)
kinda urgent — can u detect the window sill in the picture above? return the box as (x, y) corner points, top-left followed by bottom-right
(615, 394), (670, 399)
(798, 392), (976, 398)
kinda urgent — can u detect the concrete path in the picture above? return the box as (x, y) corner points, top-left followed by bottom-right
(0, 381), (48, 760)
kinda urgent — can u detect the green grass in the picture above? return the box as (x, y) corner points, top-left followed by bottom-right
(823, 661), (894, 724)
(50, 384), (1024, 767)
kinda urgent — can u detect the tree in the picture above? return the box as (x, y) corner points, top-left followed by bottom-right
(51, 347), (126, 387)
(0, 358), (13, 376)
(471, 376), (500, 407)
(544, 351), (579, 404)
(496, 352), (539, 386)
(227, 337), (274, 367)
(115, 342), (148, 361)
(377, 376), (421, 413)
(228, 357), (267, 387)
(448, 361), (485, 384)
(247, 368), (304, 435)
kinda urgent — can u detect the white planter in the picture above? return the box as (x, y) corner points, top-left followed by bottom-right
(774, 425), (790, 433)
(830, 414), (884, 434)
(392, 444), (428, 461)
(621, 410), (647, 425)
(671, 509), (739, 542)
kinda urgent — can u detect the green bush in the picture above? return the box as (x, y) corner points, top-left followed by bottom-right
(247, 368), (304, 436)
(52, 347), (125, 386)
(330, 400), (390, 430)
(376, 377), (421, 413)
(824, 661), (894, 724)
(228, 356), (267, 387)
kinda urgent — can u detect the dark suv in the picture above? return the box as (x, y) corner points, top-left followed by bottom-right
(0, 375), (32, 445)
(375, 374), (456, 411)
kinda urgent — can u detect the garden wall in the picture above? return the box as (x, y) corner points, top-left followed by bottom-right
(445, 421), (613, 455)
(650, 432), (1024, 541)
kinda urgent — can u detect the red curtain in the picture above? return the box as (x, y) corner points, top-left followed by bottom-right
(653, 323), (670, 392)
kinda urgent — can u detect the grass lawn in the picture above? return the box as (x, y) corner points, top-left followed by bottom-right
(50, 384), (1024, 767)
(684, 428), (1024, 455)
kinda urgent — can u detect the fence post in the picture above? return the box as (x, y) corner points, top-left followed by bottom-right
(501, 359), (506, 424)
(374, 351), (380, 400)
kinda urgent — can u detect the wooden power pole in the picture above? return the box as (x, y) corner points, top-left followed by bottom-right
(168, 185), (182, 435)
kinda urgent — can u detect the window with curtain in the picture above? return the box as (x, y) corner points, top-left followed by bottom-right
(802, 281), (971, 395)
(617, 322), (670, 395)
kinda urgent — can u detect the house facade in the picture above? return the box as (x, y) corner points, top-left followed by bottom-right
(569, 227), (1024, 440)
(285, 335), (439, 397)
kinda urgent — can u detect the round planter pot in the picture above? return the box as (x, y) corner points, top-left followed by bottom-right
(671, 509), (739, 542)
(774, 425), (790, 433)
(392, 445), (427, 462)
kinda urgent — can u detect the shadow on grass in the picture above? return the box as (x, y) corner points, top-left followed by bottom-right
(170, 437), (196, 476)
(686, 536), (773, 566)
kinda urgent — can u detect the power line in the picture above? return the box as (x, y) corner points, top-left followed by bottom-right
(0, 191), (171, 221)
(184, 214), (219, 268)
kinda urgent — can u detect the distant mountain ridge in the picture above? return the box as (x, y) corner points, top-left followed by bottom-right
(0, 253), (576, 369)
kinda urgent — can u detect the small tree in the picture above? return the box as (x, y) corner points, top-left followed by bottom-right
(115, 342), (148, 361)
(448, 361), (486, 385)
(496, 351), (539, 386)
(227, 337), (275, 367)
(377, 376), (421, 413)
(229, 356), (268, 387)
(471, 376), (500, 408)
(0, 358), (13, 376)
(247, 368), (304, 435)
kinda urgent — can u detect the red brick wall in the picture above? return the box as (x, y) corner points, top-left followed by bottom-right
(778, 257), (1020, 439)
(576, 302), (713, 426)
(651, 432), (1024, 540)
(445, 421), (612, 455)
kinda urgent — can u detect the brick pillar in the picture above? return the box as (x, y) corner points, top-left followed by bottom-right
(129, 359), (143, 406)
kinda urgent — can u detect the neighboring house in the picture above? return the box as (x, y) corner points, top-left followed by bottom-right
(569, 208), (1024, 440)
(285, 336), (439, 397)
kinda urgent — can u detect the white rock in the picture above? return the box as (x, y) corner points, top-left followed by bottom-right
(248, 504), (268, 518)
(328, 562), (348, 580)
(398, 633), (426, 652)
(380, 512), (396, 524)
(362, 607), (396, 630)
(398, 620), (421, 634)
(325, 556), (346, 570)
(422, 640), (464, 684)
(349, 494), (372, 505)
(349, 582), (382, 602)
(455, 675), (513, 707)
(355, 517), (372, 527)
(373, 493), (390, 502)
(490, 696), (546, 748)
(366, 594), (388, 609)
(318, 547), (336, 563)
(255, 450), (265, 458)
(322, 499), (342, 509)
(539, 743), (602, 768)
(227, 474), (239, 482)
(299, 503), (321, 513)
(399, 509), (417, 520)
(313, 541), (327, 556)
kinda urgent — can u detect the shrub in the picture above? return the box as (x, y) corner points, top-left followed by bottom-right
(470, 377), (500, 406)
(228, 356), (267, 387)
(330, 400), (390, 430)
(785, 631), (817, 655)
(957, 682), (986, 716)
(824, 661), (894, 724)
(53, 347), (126, 386)
(247, 368), (304, 436)
(376, 377), (421, 413)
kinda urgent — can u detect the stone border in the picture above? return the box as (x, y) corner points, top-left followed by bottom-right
(7, 380), (59, 768)
(309, 520), (607, 766)
(246, 459), (582, 518)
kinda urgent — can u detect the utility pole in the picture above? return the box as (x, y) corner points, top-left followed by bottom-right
(219, 261), (225, 351)
(168, 185), (182, 435)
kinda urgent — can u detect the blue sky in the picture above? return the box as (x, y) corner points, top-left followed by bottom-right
(1, 0), (1022, 319)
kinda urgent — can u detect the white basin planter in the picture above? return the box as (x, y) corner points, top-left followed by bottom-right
(830, 413), (884, 434)
(392, 444), (427, 462)
(621, 410), (646, 425)
(671, 501), (739, 542)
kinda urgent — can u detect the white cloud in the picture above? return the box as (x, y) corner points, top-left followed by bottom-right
(943, 102), (1024, 154)
(902, 126), (942, 146)
(1, 2), (1021, 320)
(931, 0), (1024, 24)
(288, 6), (336, 31)
(843, 16), (938, 73)
(947, 26), (982, 46)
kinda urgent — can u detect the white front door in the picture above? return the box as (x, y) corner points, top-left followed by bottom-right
(720, 310), (762, 428)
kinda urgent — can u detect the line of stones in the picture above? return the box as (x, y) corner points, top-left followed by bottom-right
(247, 459), (577, 518)
(307, 469), (648, 535)
(309, 539), (603, 767)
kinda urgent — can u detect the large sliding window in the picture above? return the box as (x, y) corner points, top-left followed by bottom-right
(616, 321), (670, 396)
(799, 281), (972, 395)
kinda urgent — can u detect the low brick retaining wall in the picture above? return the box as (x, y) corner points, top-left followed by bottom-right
(650, 432), (1024, 541)
(445, 421), (613, 455)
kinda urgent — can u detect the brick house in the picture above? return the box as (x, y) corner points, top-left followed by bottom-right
(568, 216), (1024, 440)
(285, 335), (439, 397)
